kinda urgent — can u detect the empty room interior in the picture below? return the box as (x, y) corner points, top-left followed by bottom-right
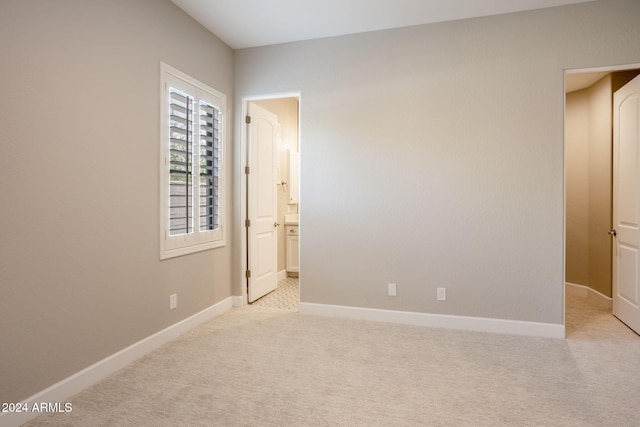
(2, 0), (640, 426)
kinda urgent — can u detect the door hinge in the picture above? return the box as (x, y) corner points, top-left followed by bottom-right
(245, 219), (251, 227)
(245, 270), (251, 278)
(245, 115), (251, 124)
(245, 166), (250, 174)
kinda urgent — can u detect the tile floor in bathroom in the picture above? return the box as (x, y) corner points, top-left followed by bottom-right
(250, 276), (299, 311)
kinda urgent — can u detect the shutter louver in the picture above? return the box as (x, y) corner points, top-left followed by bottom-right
(169, 88), (194, 236)
(199, 102), (221, 231)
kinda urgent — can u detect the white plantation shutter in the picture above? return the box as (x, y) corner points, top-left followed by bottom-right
(198, 101), (221, 232)
(168, 88), (194, 236)
(160, 63), (226, 259)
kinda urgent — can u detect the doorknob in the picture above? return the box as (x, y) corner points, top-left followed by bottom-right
(274, 222), (280, 228)
(608, 229), (617, 237)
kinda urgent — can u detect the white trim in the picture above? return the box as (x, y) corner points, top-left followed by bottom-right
(231, 295), (244, 307)
(277, 269), (287, 281)
(565, 282), (612, 309)
(0, 298), (233, 427)
(299, 302), (565, 339)
(159, 61), (227, 260)
(565, 62), (640, 74)
(565, 281), (589, 297)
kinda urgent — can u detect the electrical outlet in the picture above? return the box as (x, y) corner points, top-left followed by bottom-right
(437, 287), (446, 301)
(169, 293), (178, 310)
(388, 283), (397, 297)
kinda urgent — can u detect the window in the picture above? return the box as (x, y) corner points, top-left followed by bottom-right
(160, 63), (225, 259)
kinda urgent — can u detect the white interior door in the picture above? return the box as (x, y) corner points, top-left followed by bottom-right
(247, 102), (278, 303)
(613, 74), (640, 334)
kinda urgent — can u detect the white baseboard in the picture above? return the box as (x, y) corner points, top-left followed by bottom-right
(298, 302), (565, 339)
(231, 295), (244, 307)
(565, 282), (589, 297)
(277, 269), (287, 281)
(0, 297), (234, 427)
(565, 282), (612, 309)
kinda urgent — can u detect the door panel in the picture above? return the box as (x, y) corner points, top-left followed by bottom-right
(247, 102), (278, 303)
(618, 97), (639, 226)
(618, 245), (639, 304)
(257, 233), (275, 275)
(613, 74), (640, 334)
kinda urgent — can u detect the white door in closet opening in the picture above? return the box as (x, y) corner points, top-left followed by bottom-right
(612, 74), (640, 335)
(247, 102), (278, 303)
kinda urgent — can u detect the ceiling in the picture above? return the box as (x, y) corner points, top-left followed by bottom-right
(171, 0), (596, 50)
(565, 71), (610, 93)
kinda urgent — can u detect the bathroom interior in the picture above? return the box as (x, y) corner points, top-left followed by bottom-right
(252, 97), (300, 307)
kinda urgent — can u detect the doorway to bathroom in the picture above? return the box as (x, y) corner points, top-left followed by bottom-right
(243, 95), (300, 308)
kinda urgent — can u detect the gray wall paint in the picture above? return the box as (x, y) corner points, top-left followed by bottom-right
(234, 0), (640, 324)
(0, 0), (234, 403)
(2, 0), (640, 407)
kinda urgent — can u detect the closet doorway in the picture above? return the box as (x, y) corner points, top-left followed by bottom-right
(564, 64), (640, 335)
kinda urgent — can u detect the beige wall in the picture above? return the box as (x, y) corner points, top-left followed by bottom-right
(0, 0), (234, 403)
(587, 76), (613, 297)
(234, 0), (640, 324)
(612, 70), (640, 93)
(254, 98), (299, 273)
(565, 76), (614, 297)
(565, 89), (590, 287)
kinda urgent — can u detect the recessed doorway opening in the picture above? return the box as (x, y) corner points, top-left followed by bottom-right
(241, 94), (301, 307)
(564, 63), (640, 337)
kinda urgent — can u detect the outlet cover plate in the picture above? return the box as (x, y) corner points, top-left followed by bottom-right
(388, 283), (397, 297)
(437, 288), (446, 301)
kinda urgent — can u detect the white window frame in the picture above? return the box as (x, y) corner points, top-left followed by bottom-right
(160, 62), (226, 259)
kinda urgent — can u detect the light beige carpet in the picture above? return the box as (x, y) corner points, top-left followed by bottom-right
(23, 293), (640, 426)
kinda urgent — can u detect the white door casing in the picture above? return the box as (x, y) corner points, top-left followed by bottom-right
(247, 102), (279, 303)
(612, 74), (640, 334)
